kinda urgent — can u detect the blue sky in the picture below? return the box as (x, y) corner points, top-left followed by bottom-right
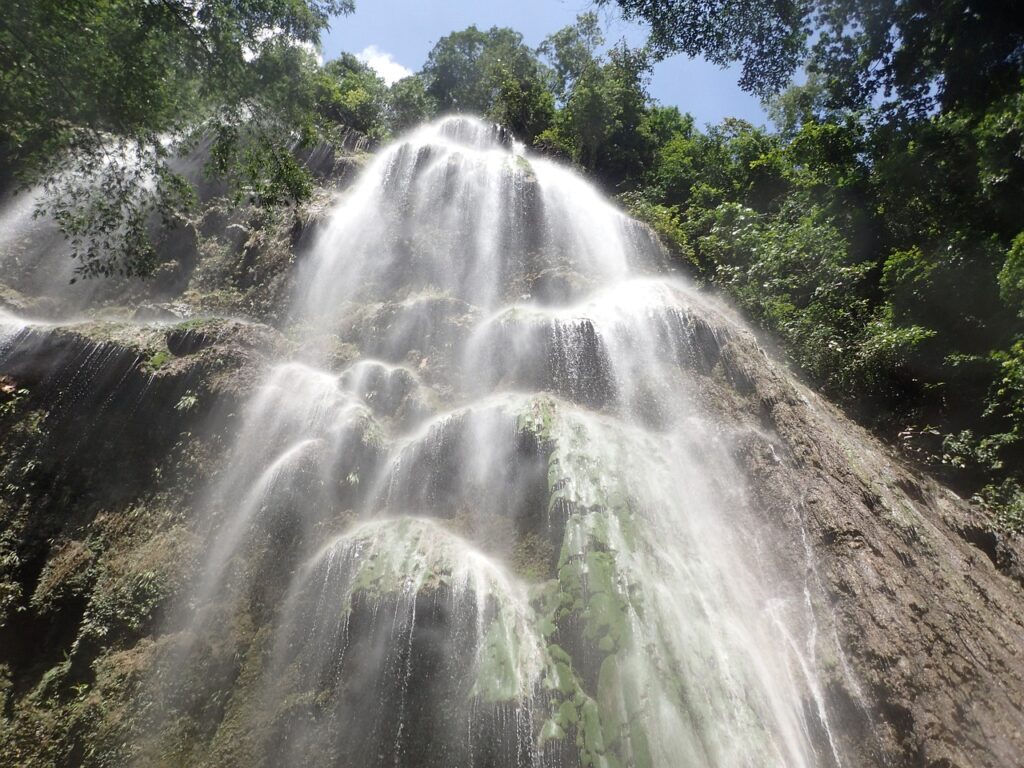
(320, 0), (768, 128)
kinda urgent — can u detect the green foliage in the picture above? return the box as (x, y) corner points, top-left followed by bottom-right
(765, 73), (830, 139)
(201, 40), (359, 209)
(421, 26), (545, 115)
(145, 349), (171, 372)
(387, 75), (436, 134)
(809, 0), (1024, 117)
(537, 12), (604, 103)
(0, 389), (48, 627)
(686, 196), (886, 395)
(0, 387), (30, 417)
(174, 392), (200, 413)
(77, 570), (170, 648)
(487, 65), (555, 144)
(0, 0), (354, 277)
(606, 0), (1024, 118)
(999, 232), (1024, 316)
(538, 39), (657, 189)
(320, 53), (390, 138)
(38, 138), (198, 280)
(979, 479), (1024, 532)
(604, 0), (807, 97)
(994, 340), (1024, 426)
(0, 388), (47, 502)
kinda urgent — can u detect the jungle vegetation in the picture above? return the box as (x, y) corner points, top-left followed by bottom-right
(2, 0), (1022, 525)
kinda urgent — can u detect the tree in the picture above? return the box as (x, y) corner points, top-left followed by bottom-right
(0, 0), (353, 277)
(604, 0), (1024, 118)
(810, 0), (1024, 118)
(765, 73), (831, 139)
(487, 65), (555, 144)
(320, 53), (389, 138)
(420, 26), (547, 116)
(548, 42), (655, 188)
(602, 0), (806, 97)
(387, 75), (436, 135)
(537, 12), (604, 103)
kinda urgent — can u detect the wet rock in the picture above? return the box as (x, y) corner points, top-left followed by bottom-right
(688, 326), (1024, 768)
(258, 517), (552, 768)
(336, 294), (479, 374)
(526, 266), (596, 305)
(133, 303), (186, 322)
(338, 360), (434, 427)
(3, 115), (1023, 768)
(472, 314), (617, 408)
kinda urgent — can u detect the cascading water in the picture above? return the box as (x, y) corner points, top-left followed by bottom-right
(144, 116), (844, 767)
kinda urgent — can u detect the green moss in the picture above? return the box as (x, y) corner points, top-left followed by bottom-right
(511, 154), (533, 175)
(540, 717), (567, 743)
(510, 531), (554, 582)
(527, 407), (669, 768)
(76, 569), (171, 650)
(145, 348), (171, 371)
(472, 610), (531, 703)
(173, 317), (210, 332)
(358, 415), (386, 450)
(516, 395), (558, 444)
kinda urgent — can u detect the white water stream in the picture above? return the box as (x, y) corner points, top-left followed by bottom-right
(165, 117), (842, 767)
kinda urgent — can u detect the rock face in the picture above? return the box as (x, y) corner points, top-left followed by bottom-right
(0, 117), (1022, 768)
(665, 312), (1024, 768)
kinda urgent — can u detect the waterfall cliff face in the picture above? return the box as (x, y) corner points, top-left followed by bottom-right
(1, 118), (1023, 768)
(167, 116), (832, 767)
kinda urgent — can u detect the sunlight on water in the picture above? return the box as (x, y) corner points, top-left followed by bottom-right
(163, 115), (843, 767)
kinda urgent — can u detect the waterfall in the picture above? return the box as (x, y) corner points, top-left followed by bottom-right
(144, 115), (842, 767)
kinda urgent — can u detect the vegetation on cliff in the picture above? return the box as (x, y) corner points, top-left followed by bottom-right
(2, 2), (1023, 523)
(2, 4), (1024, 765)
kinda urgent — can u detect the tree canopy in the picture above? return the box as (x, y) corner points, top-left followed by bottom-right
(3, 3), (1023, 525)
(1, 0), (353, 276)
(605, 0), (1024, 118)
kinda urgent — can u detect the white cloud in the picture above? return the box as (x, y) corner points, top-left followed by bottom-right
(356, 45), (413, 86)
